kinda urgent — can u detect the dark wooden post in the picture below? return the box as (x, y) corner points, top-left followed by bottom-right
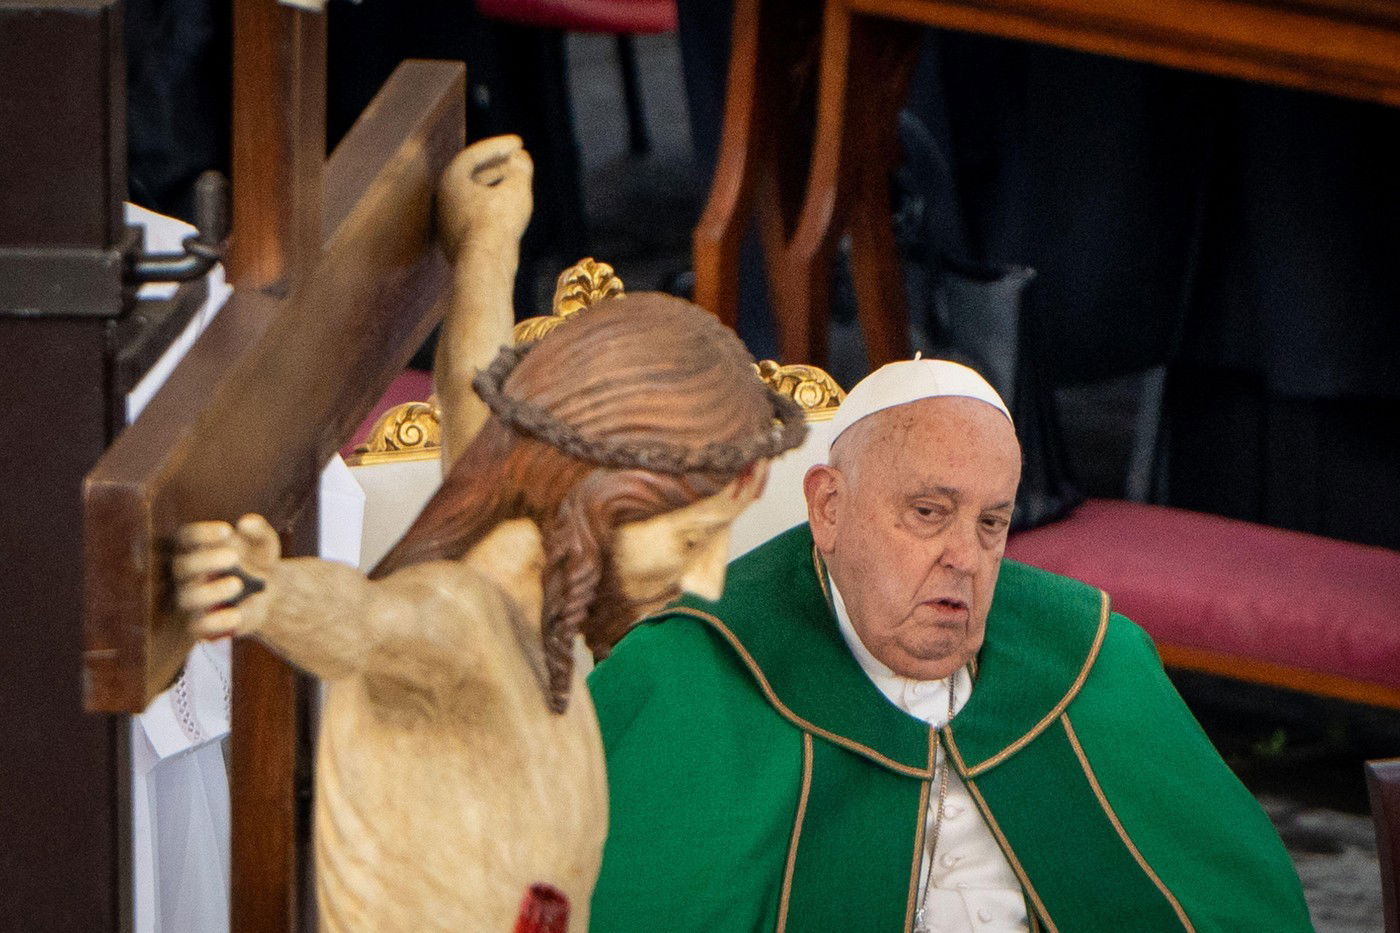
(2, 2), (464, 930)
(0, 4), (131, 930)
(227, 4), (326, 928)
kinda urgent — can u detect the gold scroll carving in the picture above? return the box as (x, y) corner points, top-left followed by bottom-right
(512, 258), (625, 343)
(348, 400), (443, 466)
(754, 360), (845, 421)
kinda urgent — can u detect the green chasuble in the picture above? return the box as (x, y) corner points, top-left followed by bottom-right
(588, 525), (1311, 932)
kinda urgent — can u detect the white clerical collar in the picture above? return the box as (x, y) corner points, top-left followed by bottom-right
(829, 576), (970, 726)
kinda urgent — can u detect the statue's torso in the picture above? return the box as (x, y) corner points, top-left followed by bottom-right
(314, 521), (608, 932)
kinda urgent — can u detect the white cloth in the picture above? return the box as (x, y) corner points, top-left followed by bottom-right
(828, 358), (1012, 450)
(126, 203), (235, 933)
(830, 581), (1029, 932)
(124, 203), (366, 932)
(129, 645), (233, 933)
(123, 204), (233, 424)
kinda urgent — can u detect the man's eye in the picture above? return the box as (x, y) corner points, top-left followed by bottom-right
(981, 516), (1009, 532)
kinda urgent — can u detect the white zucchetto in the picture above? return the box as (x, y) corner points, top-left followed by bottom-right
(828, 357), (1013, 451)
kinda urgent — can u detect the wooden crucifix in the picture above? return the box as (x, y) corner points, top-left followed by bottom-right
(81, 3), (464, 930)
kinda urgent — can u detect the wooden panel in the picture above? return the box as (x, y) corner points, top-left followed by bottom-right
(851, 0), (1400, 106)
(0, 318), (125, 932)
(82, 59), (467, 713)
(766, 6), (920, 364)
(1157, 642), (1400, 710)
(1367, 758), (1400, 933)
(0, 0), (125, 248)
(0, 7), (130, 928)
(693, 0), (782, 327)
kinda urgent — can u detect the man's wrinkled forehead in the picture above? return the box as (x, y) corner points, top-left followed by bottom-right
(828, 403), (913, 463)
(829, 396), (1022, 477)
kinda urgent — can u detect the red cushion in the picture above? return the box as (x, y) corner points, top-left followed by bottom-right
(475, 0), (677, 34)
(340, 369), (434, 459)
(1005, 499), (1400, 691)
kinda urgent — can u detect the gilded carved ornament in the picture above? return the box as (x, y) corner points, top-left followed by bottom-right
(512, 257), (625, 343)
(348, 400), (443, 466)
(753, 359), (845, 421)
(348, 258), (843, 466)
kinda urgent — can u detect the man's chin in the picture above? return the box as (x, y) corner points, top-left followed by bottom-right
(892, 639), (976, 681)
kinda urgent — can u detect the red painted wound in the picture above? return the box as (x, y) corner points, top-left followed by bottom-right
(514, 884), (569, 933)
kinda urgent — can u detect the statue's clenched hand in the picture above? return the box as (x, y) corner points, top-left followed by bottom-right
(173, 514), (281, 640)
(437, 133), (534, 258)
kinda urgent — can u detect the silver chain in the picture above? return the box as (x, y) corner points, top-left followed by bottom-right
(912, 669), (959, 933)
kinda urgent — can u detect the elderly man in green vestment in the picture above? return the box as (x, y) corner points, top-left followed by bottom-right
(587, 358), (1312, 932)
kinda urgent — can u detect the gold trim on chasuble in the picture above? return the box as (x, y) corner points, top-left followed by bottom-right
(948, 588), (1110, 778)
(668, 606), (934, 779)
(934, 588), (1111, 933)
(776, 733), (814, 933)
(814, 543), (1108, 778)
(951, 770), (1059, 933)
(1061, 714), (1195, 932)
(903, 733), (937, 930)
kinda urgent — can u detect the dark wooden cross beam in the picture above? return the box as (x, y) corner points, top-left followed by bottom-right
(82, 3), (464, 929)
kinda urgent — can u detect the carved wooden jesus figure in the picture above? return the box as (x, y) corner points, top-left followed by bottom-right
(173, 136), (805, 930)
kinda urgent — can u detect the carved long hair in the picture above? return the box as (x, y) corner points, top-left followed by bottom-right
(371, 294), (802, 712)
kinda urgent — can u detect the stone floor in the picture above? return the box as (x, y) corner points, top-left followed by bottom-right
(560, 31), (1391, 930)
(1265, 797), (1383, 931)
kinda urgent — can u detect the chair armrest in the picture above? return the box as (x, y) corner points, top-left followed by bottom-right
(1367, 757), (1400, 933)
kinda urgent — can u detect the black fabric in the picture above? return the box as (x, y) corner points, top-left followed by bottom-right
(916, 33), (1216, 386)
(125, 0), (588, 321)
(1165, 366), (1400, 550)
(670, 7), (1400, 547)
(125, 0), (231, 222)
(895, 97), (1083, 531)
(1180, 83), (1400, 401)
(329, 0), (587, 320)
(910, 31), (1400, 547)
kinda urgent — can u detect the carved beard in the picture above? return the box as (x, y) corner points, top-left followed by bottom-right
(579, 555), (674, 662)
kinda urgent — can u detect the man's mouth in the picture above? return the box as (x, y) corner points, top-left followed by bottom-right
(922, 597), (970, 621)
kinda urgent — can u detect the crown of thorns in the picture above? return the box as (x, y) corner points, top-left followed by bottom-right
(472, 341), (808, 474)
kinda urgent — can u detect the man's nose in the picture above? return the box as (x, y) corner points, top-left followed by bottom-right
(937, 519), (979, 575)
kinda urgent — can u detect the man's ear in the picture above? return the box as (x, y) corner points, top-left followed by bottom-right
(804, 464), (841, 554)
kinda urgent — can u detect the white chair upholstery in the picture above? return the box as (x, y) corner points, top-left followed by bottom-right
(351, 457), (443, 571)
(348, 410), (835, 572)
(726, 415), (833, 560)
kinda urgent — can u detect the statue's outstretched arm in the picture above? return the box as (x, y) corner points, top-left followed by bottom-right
(173, 515), (500, 688)
(433, 135), (534, 472)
